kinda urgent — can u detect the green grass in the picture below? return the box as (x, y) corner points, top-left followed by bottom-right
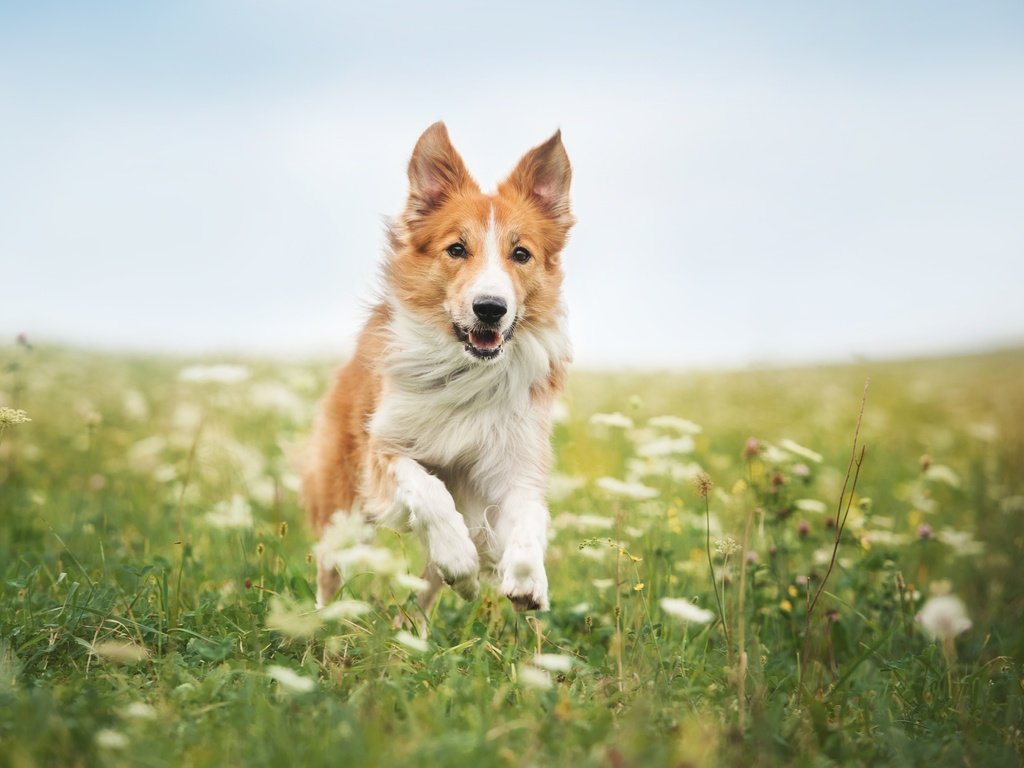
(1, 344), (1023, 767)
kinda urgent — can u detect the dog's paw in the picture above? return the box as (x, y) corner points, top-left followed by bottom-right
(430, 527), (480, 602)
(500, 544), (549, 612)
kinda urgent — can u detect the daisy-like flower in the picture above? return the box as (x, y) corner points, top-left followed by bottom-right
(119, 702), (158, 721)
(659, 597), (715, 624)
(267, 665), (316, 693)
(178, 364), (251, 384)
(589, 412), (634, 429)
(778, 439), (823, 464)
(318, 599), (372, 621)
(647, 415), (702, 435)
(916, 595), (972, 641)
(516, 664), (553, 690)
(394, 631), (429, 653)
(532, 653), (574, 673)
(265, 596), (323, 638)
(95, 729), (129, 749)
(203, 495), (254, 530)
(91, 640), (149, 665)
(596, 477), (659, 500)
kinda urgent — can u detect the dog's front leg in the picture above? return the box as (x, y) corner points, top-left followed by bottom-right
(367, 453), (480, 601)
(495, 488), (550, 611)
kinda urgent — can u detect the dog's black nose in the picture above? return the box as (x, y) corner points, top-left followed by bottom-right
(473, 297), (507, 324)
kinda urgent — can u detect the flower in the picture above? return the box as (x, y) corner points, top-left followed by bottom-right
(714, 537), (739, 557)
(795, 499), (827, 514)
(516, 664), (553, 690)
(267, 665), (316, 693)
(0, 407), (31, 426)
(265, 596), (323, 638)
(91, 640), (149, 664)
(95, 729), (129, 749)
(797, 520), (811, 537)
(648, 415), (703, 434)
(589, 412), (634, 429)
(694, 473), (713, 498)
(660, 597), (715, 624)
(119, 702), (158, 721)
(595, 477), (658, 500)
(203, 495), (254, 530)
(742, 437), (761, 460)
(178, 364), (251, 384)
(916, 523), (934, 540)
(778, 439), (823, 463)
(394, 631), (429, 653)
(532, 653), (574, 672)
(318, 599), (372, 620)
(916, 595), (972, 641)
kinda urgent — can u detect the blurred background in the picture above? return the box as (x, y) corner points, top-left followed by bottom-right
(2, 1), (1022, 368)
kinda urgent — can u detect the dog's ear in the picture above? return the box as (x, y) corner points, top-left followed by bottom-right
(406, 122), (477, 216)
(501, 130), (573, 228)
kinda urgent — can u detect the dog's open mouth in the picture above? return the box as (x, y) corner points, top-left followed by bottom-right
(453, 323), (515, 360)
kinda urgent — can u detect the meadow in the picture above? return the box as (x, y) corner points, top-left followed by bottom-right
(1, 342), (1022, 767)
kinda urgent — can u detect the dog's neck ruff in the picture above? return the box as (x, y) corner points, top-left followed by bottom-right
(382, 300), (569, 404)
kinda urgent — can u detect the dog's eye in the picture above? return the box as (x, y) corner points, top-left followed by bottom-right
(511, 246), (532, 264)
(446, 243), (466, 258)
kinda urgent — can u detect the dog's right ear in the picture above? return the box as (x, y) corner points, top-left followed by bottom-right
(406, 122), (477, 217)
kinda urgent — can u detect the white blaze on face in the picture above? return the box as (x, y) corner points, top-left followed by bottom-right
(468, 207), (516, 330)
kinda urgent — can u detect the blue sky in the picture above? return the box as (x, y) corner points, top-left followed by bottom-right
(3, 1), (1023, 367)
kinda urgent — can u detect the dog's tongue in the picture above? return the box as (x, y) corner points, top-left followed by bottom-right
(469, 329), (501, 350)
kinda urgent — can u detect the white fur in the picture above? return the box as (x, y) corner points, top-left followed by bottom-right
(366, 300), (570, 609)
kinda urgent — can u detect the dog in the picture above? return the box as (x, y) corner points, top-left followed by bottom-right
(303, 122), (573, 615)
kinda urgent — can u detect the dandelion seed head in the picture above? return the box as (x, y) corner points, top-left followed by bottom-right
(916, 595), (972, 641)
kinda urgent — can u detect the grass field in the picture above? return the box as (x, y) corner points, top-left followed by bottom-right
(1, 343), (1022, 767)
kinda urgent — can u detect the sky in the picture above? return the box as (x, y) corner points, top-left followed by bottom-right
(2, 1), (1023, 368)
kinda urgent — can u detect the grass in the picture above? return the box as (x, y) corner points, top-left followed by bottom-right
(1, 342), (1023, 767)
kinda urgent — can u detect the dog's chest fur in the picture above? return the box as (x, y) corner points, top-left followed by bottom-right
(369, 307), (569, 495)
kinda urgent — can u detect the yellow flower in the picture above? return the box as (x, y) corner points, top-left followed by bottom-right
(788, 585), (799, 598)
(780, 600), (793, 613)
(633, 582), (645, 592)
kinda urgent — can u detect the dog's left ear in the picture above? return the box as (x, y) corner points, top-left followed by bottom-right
(501, 130), (573, 229)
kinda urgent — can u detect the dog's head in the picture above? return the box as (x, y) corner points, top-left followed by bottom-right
(387, 122), (573, 361)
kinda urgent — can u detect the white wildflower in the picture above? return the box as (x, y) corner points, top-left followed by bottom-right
(596, 477), (659, 500)
(394, 572), (431, 592)
(547, 473), (586, 502)
(178, 364), (251, 384)
(516, 664), (553, 690)
(916, 595), (972, 641)
(925, 464), (961, 488)
(591, 578), (616, 590)
(248, 381), (307, 421)
(318, 599), (372, 621)
(795, 498), (828, 514)
(394, 631), (429, 653)
(636, 436), (695, 457)
(935, 528), (985, 556)
(267, 665), (316, 693)
(91, 641), (149, 665)
(532, 653), (574, 672)
(778, 439), (823, 463)
(127, 435), (166, 471)
(121, 389), (150, 421)
(203, 495), (254, 530)
(325, 544), (404, 578)
(95, 729), (129, 749)
(119, 702), (158, 721)
(589, 412), (634, 429)
(555, 513), (614, 531)
(265, 596), (322, 638)
(647, 415), (702, 434)
(660, 597), (715, 624)
(714, 537), (740, 557)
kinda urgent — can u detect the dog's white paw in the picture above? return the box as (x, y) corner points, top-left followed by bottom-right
(428, 523), (480, 602)
(500, 542), (549, 611)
